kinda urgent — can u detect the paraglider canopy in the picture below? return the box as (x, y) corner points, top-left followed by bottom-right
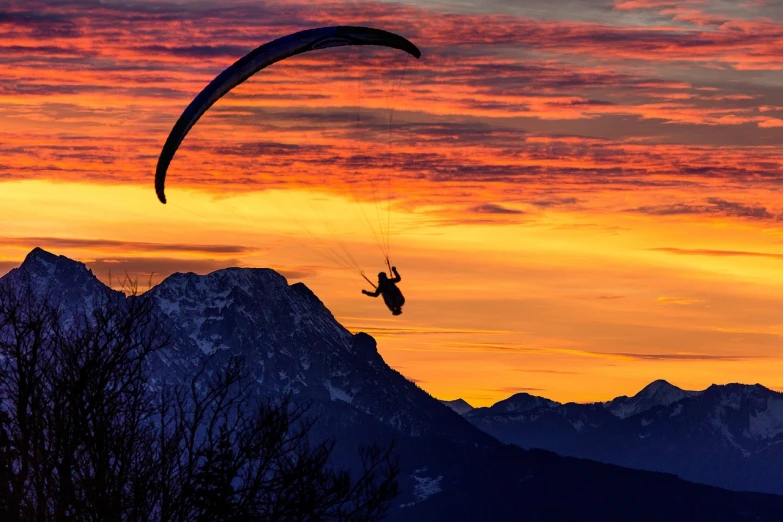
(155, 25), (421, 204)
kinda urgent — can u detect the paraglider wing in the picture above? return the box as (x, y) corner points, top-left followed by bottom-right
(155, 26), (421, 203)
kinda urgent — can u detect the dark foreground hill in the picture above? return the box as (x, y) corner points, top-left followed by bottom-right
(4, 247), (783, 521)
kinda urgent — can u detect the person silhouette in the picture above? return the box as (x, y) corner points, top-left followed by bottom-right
(362, 266), (405, 315)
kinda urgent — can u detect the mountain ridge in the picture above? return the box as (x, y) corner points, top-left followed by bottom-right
(463, 378), (783, 495)
(4, 247), (783, 520)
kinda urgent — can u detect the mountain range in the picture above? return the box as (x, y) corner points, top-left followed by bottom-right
(461, 378), (783, 495)
(4, 247), (783, 521)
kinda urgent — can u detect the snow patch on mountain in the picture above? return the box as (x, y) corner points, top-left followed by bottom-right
(710, 404), (751, 457)
(413, 473), (443, 502)
(745, 396), (783, 440)
(400, 468), (443, 507)
(324, 380), (354, 404)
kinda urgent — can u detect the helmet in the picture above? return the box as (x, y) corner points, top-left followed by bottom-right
(378, 272), (387, 279)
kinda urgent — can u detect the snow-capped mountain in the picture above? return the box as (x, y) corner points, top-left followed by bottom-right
(147, 267), (482, 441)
(464, 379), (783, 495)
(616, 382), (783, 493)
(603, 379), (699, 419)
(4, 248), (783, 521)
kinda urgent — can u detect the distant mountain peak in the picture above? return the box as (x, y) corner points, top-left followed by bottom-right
(604, 379), (698, 419)
(707, 382), (769, 392)
(644, 378), (675, 389)
(19, 246), (87, 277)
(162, 266), (288, 288)
(638, 379), (681, 397)
(23, 246), (59, 266)
(482, 392), (559, 415)
(1, 248), (105, 308)
(511, 391), (545, 400)
(441, 399), (474, 415)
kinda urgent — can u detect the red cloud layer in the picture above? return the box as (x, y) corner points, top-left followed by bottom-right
(0, 0), (781, 221)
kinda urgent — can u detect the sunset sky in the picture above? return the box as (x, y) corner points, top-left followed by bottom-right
(2, 0), (783, 406)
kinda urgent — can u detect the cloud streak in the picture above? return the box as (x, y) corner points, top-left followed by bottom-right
(0, 237), (256, 255)
(604, 352), (763, 361)
(470, 203), (524, 215)
(628, 198), (777, 221)
(493, 387), (546, 394)
(653, 247), (783, 260)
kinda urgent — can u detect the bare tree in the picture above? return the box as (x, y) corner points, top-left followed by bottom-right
(0, 275), (398, 521)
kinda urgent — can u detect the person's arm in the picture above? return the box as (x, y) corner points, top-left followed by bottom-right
(390, 266), (401, 283)
(362, 288), (381, 297)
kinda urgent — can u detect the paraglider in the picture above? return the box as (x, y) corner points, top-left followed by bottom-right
(155, 26), (420, 315)
(362, 265), (405, 315)
(154, 25), (421, 204)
